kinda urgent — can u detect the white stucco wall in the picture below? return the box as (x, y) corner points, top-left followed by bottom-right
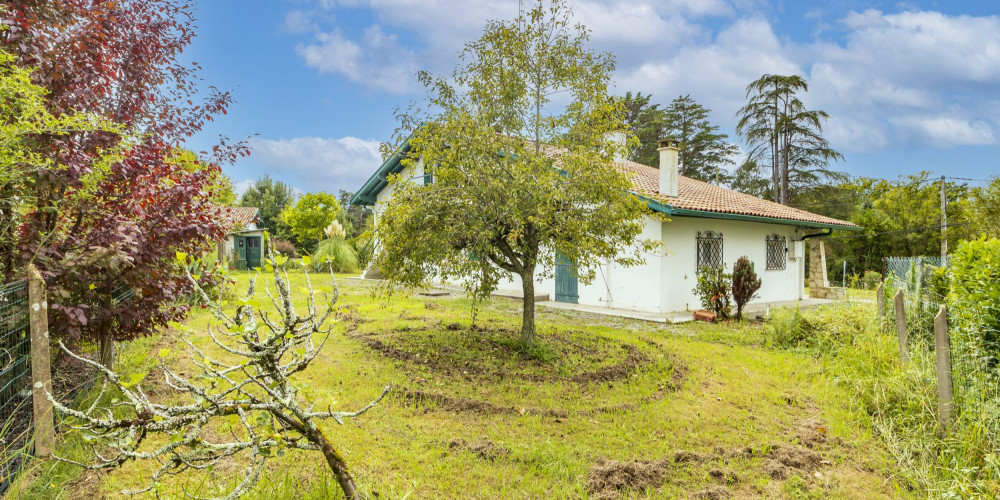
(486, 215), (805, 314)
(653, 217), (803, 313)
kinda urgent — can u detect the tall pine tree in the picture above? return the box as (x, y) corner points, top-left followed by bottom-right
(663, 95), (739, 184)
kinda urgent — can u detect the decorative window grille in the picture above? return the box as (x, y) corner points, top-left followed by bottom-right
(696, 231), (723, 271)
(766, 234), (787, 270)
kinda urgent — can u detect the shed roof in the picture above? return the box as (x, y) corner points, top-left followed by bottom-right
(217, 206), (261, 232)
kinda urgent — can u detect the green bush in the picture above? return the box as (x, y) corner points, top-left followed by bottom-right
(949, 237), (1000, 365)
(311, 237), (360, 273)
(764, 243), (1000, 497)
(731, 256), (761, 320)
(693, 266), (732, 319)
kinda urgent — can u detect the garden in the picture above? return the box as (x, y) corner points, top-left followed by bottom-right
(14, 267), (912, 499)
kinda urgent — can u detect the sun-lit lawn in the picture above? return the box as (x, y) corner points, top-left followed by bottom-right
(17, 269), (909, 499)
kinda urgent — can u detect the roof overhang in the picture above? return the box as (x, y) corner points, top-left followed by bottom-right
(349, 134), (861, 232)
(637, 193), (863, 232)
(350, 135), (415, 207)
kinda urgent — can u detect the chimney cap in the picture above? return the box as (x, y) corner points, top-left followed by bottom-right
(657, 138), (679, 149)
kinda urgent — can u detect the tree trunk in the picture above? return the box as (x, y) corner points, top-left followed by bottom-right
(520, 270), (536, 345)
(314, 427), (360, 499)
(99, 332), (114, 370)
(780, 140), (790, 205)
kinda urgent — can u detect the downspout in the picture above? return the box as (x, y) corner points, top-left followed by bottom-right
(798, 228), (834, 300)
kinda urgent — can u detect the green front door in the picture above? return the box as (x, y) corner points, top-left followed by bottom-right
(555, 255), (578, 303)
(245, 236), (262, 269)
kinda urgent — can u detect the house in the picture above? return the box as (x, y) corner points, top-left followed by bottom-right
(350, 138), (861, 315)
(217, 206), (265, 269)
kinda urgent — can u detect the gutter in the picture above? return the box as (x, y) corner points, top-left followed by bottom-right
(799, 228), (834, 241)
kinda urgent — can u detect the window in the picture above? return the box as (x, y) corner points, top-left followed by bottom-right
(696, 231), (723, 271)
(766, 234), (786, 270)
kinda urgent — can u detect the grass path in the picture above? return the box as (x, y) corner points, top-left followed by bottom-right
(18, 271), (908, 499)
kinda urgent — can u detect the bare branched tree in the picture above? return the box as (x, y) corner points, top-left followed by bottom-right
(46, 255), (388, 500)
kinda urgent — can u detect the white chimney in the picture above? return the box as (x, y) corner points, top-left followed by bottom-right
(607, 131), (628, 164)
(658, 138), (679, 197)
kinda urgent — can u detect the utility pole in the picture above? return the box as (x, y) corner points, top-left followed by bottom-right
(940, 175), (948, 266)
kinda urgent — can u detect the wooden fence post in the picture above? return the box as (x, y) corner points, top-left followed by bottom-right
(934, 305), (954, 428)
(27, 264), (54, 457)
(876, 282), (884, 317)
(894, 288), (909, 363)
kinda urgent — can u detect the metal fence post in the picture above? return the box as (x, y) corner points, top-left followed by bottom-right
(934, 305), (954, 428)
(27, 265), (54, 457)
(894, 288), (908, 363)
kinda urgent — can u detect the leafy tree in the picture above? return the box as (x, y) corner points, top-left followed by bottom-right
(281, 192), (341, 250)
(172, 149), (237, 205)
(0, 47), (116, 274)
(376, 0), (654, 345)
(618, 91), (665, 167)
(338, 190), (372, 239)
(830, 173), (975, 276)
(731, 256), (762, 320)
(1, 0), (247, 348)
(49, 256), (388, 500)
(663, 95), (739, 183)
(239, 175), (296, 240)
(735, 74), (843, 204)
(971, 177), (1000, 238)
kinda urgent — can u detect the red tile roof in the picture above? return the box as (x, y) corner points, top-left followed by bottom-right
(615, 158), (858, 228)
(216, 206), (261, 232)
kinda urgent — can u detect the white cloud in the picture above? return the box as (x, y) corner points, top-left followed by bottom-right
(295, 25), (419, 94)
(617, 18), (802, 118)
(286, 1), (1000, 154)
(803, 9), (1000, 150)
(888, 115), (997, 148)
(282, 10), (319, 34)
(249, 136), (383, 192)
(232, 178), (255, 197)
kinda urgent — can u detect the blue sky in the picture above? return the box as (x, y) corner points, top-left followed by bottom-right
(183, 0), (1000, 197)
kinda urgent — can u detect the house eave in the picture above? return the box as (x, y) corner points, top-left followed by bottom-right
(635, 193), (862, 232)
(350, 132), (417, 207)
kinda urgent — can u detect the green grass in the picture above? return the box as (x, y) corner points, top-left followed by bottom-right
(12, 271), (910, 499)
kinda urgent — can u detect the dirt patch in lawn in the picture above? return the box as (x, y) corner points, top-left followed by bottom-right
(447, 438), (510, 461)
(395, 354), (685, 419)
(351, 325), (661, 386)
(400, 389), (568, 418)
(690, 485), (732, 499)
(589, 441), (833, 499)
(587, 457), (673, 500)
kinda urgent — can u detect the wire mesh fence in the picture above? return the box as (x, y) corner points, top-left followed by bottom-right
(884, 256), (945, 290)
(0, 280), (31, 496)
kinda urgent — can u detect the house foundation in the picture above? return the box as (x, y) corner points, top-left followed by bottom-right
(808, 238), (846, 300)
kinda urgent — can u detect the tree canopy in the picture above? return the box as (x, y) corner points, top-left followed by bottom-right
(281, 192), (341, 249)
(824, 173), (975, 275)
(375, 0), (654, 345)
(240, 175), (296, 241)
(0, 0), (247, 343)
(735, 74), (843, 204)
(618, 91), (665, 168)
(663, 95), (739, 184)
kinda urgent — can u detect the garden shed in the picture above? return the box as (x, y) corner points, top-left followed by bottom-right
(217, 206), (265, 269)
